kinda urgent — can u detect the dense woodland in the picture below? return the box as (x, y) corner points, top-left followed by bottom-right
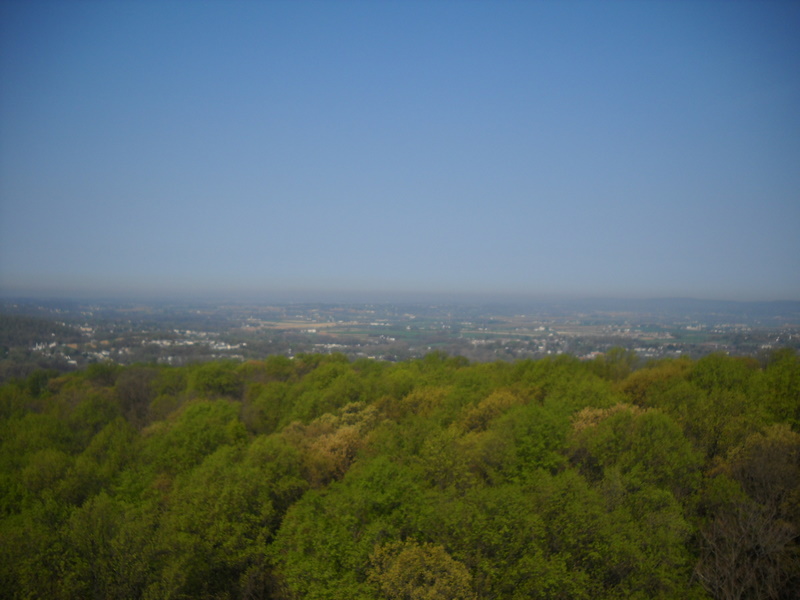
(1, 349), (798, 600)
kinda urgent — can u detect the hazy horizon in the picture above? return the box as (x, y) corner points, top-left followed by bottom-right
(3, 285), (799, 308)
(2, 1), (799, 303)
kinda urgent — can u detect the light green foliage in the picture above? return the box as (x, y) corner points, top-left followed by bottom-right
(285, 358), (365, 424)
(20, 447), (71, 497)
(0, 498), (70, 598)
(0, 411), (75, 513)
(419, 426), (475, 491)
(0, 379), (31, 421)
(241, 380), (292, 434)
(459, 389), (524, 432)
(368, 540), (476, 600)
(688, 388), (764, 460)
(378, 365), (417, 399)
(60, 491), (126, 598)
(1, 351), (798, 599)
(754, 348), (800, 428)
(141, 399), (246, 475)
(261, 354), (297, 381)
(269, 488), (379, 599)
(417, 484), (551, 599)
(156, 445), (275, 598)
(689, 353), (759, 394)
(623, 354), (770, 460)
(190, 361), (244, 399)
(67, 390), (121, 449)
(569, 405), (702, 498)
(530, 468), (699, 600)
(439, 362), (515, 423)
(457, 425), (517, 486)
(502, 402), (569, 475)
(367, 413), (440, 463)
(379, 385), (452, 422)
(243, 433), (308, 518)
(511, 355), (587, 398)
(591, 347), (639, 382)
(269, 457), (429, 599)
(618, 357), (693, 406)
(144, 368), (191, 424)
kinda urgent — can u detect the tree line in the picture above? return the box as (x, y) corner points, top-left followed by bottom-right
(1, 348), (798, 599)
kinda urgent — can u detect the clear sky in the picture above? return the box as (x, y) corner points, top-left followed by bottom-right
(1, 0), (798, 302)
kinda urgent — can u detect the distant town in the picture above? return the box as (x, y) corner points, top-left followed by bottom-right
(1, 296), (798, 381)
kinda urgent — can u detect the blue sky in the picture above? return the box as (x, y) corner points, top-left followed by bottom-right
(1, 0), (798, 301)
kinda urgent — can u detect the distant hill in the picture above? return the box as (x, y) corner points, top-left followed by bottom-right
(0, 314), (81, 348)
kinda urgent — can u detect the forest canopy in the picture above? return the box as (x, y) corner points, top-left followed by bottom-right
(1, 349), (798, 599)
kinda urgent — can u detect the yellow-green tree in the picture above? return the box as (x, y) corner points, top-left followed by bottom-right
(368, 540), (476, 600)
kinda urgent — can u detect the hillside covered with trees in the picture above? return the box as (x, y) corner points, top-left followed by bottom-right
(1, 349), (798, 599)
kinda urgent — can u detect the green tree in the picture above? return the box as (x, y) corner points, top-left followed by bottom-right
(60, 491), (124, 599)
(754, 348), (800, 428)
(591, 347), (639, 382)
(0, 497), (69, 599)
(618, 357), (693, 407)
(459, 389), (523, 432)
(190, 361), (243, 399)
(156, 445), (276, 599)
(530, 468), (700, 599)
(690, 353), (758, 393)
(368, 540), (476, 600)
(241, 380), (293, 435)
(269, 456), (429, 599)
(114, 366), (158, 428)
(140, 399), (246, 475)
(569, 405), (702, 499)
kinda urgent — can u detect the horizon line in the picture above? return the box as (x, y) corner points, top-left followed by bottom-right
(2, 288), (799, 306)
